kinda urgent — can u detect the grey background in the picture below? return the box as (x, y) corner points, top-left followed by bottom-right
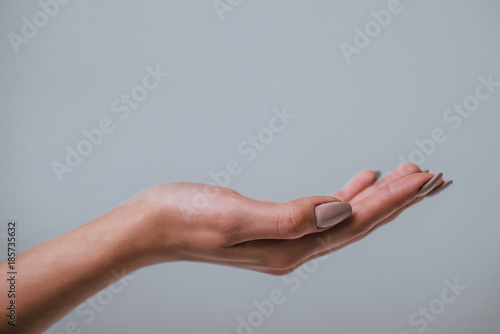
(1, 0), (499, 333)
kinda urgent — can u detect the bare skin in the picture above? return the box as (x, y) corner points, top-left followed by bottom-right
(0, 163), (448, 333)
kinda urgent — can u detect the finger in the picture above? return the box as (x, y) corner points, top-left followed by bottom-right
(238, 193), (431, 275)
(252, 172), (441, 263)
(340, 172), (442, 241)
(226, 196), (423, 275)
(332, 170), (380, 202)
(233, 164), (418, 243)
(234, 175), (445, 274)
(232, 195), (351, 242)
(348, 163), (422, 203)
(277, 196), (428, 273)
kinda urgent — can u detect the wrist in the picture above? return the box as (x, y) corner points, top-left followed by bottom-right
(111, 191), (180, 269)
(94, 197), (156, 273)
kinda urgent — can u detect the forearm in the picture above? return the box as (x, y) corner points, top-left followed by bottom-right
(0, 198), (152, 333)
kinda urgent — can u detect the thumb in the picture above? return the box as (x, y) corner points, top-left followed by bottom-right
(238, 195), (352, 241)
(288, 196), (352, 232)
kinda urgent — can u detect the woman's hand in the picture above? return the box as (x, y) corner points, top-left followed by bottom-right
(0, 164), (449, 333)
(1, 163), (450, 333)
(134, 163), (449, 275)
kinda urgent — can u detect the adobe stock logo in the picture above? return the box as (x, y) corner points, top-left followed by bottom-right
(51, 63), (169, 183)
(213, 0), (244, 21)
(398, 278), (467, 334)
(399, 74), (499, 166)
(340, 0), (408, 64)
(224, 244), (332, 334)
(180, 106), (297, 223)
(45, 268), (136, 334)
(7, 0), (72, 54)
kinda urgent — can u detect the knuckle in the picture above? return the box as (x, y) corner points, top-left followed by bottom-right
(384, 183), (406, 211)
(398, 163), (421, 176)
(277, 204), (307, 238)
(346, 201), (371, 238)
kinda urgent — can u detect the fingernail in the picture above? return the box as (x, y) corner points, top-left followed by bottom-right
(426, 180), (453, 197)
(421, 170), (429, 173)
(315, 202), (352, 229)
(416, 173), (443, 197)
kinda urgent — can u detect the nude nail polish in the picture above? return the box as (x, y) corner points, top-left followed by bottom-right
(315, 202), (352, 229)
(416, 173), (443, 197)
(426, 180), (453, 197)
